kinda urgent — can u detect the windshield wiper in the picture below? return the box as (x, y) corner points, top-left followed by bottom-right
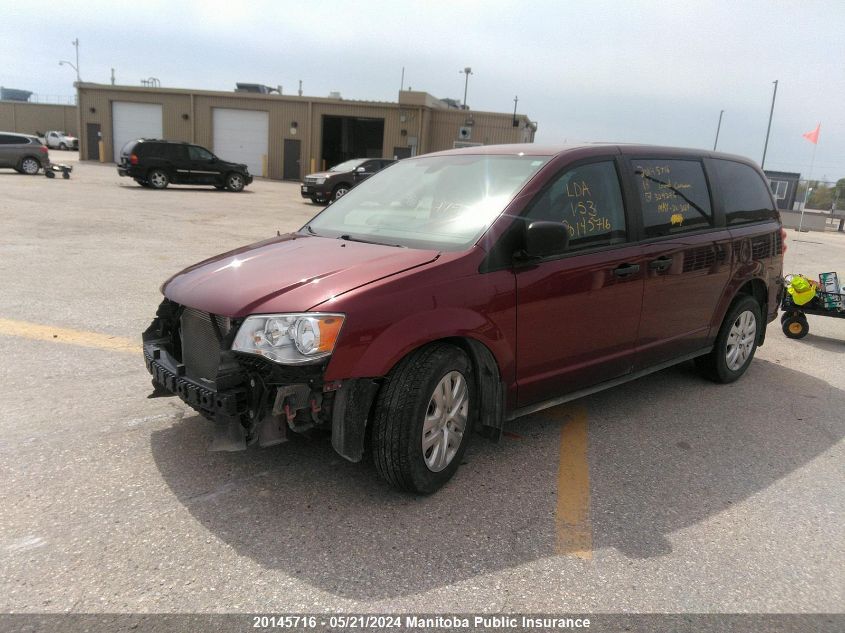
(338, 234), (405, 248)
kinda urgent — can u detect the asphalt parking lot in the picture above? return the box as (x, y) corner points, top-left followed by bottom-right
(1, 154), (843, 615)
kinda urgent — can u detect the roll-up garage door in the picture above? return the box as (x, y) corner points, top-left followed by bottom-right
(111, 102), (163, 163)
(212, 108), (269, 176)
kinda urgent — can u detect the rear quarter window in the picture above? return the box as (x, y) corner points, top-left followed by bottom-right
(712, 159), (778, 225)
(632, 159), (713, 238)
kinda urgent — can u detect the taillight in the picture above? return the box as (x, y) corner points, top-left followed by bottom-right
(130, 153), (138, 165)
(39, 145), (48, 153)
(780, 228), (787, 254)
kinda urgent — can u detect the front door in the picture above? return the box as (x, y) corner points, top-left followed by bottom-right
(629, 158), (732, 368)
(85, 123), (100, 161)
(515, 158), (644, 407)
(187, 145), (219, 185)
(283, 139), (301, 180)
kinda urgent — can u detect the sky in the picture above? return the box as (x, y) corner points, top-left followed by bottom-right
(2, 0), (843, 181)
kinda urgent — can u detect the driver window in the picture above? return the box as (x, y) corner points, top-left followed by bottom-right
(524, 160), (628, 252)
(189, 145), (213, 161)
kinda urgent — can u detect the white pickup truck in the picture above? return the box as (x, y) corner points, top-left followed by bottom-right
(42, 130), (79, 150)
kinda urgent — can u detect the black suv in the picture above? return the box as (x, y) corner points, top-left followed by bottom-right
(300, 158), (395, 203)
(118, 139), (253, 192)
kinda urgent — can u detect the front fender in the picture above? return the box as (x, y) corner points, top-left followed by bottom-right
(324, 306), (515, 386)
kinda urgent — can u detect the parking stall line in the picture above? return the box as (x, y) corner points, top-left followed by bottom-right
(0, 318), (141, 355)
(554, 405), (593, 559)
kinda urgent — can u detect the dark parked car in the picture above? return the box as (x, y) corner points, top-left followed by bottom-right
(117, 139), (252, 192)
(300, 158), (395, 203)
(0, 132), (49, 174)
(143, 143), (783, 493)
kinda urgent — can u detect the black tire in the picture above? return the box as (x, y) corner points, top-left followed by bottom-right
(45, 170), (55, 179)
(696, 295), (761, 383)
(371, 343), (474, 494)
(332, 183), (351, 201)
(147, 169), (169, 189)
(782, 315), (809, 339)
(19, 156), (41, 175)
(59, 143), (67, 150)
(225, 172), (245, 192)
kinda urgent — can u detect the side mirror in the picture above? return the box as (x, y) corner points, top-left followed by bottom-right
(518, 220), (570, 260)
(355, 166), (366, 172)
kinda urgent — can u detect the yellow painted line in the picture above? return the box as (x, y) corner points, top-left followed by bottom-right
(554, 405), (593, 559)
(0, 318), (141, 354)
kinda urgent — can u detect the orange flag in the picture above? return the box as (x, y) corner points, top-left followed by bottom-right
(802, 123), (821, 144)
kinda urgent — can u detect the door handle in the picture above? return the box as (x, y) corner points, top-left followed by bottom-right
(613, 263), (641, 278)
(648, 256), (673, 272)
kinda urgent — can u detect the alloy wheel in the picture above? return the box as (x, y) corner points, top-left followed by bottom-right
(21, 158), (39, 175)
(150, 171), (167, 188)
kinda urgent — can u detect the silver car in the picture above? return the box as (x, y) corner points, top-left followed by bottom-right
(0, 132), (49, 174)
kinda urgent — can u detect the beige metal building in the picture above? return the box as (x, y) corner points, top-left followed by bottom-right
(74, 83), (536, 180)
(0, 101), (78, 137)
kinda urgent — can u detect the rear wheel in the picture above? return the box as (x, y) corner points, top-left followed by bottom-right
(696, 295), (761, 383)
(371, 343), (473, 494)
(782, 315), (809, 339)
(226, 172), (245, 192)
(148, 169), (169, 189)
(19, 157), (40, 175)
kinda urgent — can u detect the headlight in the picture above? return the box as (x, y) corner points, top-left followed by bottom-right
(314, 177), (327, 184)
(231, 313), (344, 364)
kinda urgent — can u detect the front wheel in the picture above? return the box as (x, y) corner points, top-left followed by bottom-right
(19, 157), (40, 175)
(332, 184), (350, 201)
(226, 172), (245, 192)
(59, 143), (67, 150)
(371, 343), (473, 494)
(148, 169), (169, 189)
(696, 295), (761, 383)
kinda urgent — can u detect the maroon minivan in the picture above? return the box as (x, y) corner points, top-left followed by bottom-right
(143, 143), (784, 493)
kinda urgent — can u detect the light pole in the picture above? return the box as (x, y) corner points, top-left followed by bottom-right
(713, 109), (724, 150)
(761, 79), (778, 169)
(459, 67), (473, 109)
(59, 60), (80, 83)
(513, 95), (519, 125)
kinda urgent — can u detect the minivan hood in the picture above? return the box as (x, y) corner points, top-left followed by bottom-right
(163, 233), (439, 317)
(306, 172), (334, 179)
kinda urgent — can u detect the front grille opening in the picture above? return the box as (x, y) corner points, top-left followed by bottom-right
(179, 308), (230, 382)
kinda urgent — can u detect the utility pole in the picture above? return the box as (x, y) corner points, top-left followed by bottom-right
(459, 67), (473, 109)
(110, 68), (115, 85)
(72, 38), (80, 82)
(512, 95), (519, 125)
(400, 67), (405, 92)
(761, 80), (778, 169)
(713, 109), (724, 150)
(298, 80), (302, 97)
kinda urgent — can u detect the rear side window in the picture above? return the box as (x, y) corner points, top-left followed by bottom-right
(712, 159), (778, 225)
(155, 144), (185, 161)
(188, 145), (213, 161)
(524, 160), (628, 252)
(632, 159), (712, 238)
(0, 134), (27, 145)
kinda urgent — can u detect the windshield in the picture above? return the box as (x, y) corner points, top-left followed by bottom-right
(329, 159), (367, 172)
(305, 154), (550, 250)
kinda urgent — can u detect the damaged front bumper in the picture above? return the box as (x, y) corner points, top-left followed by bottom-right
(142, 299), (378, 460)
